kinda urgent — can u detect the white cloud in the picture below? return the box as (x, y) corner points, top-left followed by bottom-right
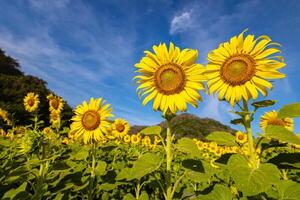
(169, 11), (193, 34)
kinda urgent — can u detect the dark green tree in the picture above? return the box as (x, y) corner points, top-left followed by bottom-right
(0, 48), (73, 129)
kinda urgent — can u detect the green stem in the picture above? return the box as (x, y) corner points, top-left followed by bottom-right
(242, 99), (258, 168)
(135, 179), (141, 199)
(166, 119), (172, 200)
(88, 144), (96, 200)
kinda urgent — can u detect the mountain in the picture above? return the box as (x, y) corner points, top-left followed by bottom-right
(0, 48), (73, 128)
(129, 113), (236, 139)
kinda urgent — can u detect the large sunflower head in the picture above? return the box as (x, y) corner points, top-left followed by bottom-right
(134, 43), (206, 114)
(70, 98), (113, 144)
(112, 118), (130, 139)
(47, 94), (64, 113)
(260, 110), (293, 131)
(205, 30), (285, 106)
(23, 92), (40, 112)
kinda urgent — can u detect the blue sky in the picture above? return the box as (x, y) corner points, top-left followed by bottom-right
(0, 0), (299, 134)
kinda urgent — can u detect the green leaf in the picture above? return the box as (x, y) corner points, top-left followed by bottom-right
(206, 131), (236, 146)
(140, 126), (161, 135)
(95, 161), (107, 176)
(176, 138), (201, 157)
(116, 168), (131, 180)
(200, 184), (233, 200)
(276, 180), (300, 200)
(127, 153), (162, 180)
(251, 100), (276, 109)
(278, 103), (300, 118)
(230, 118), (244, 125)
(265, 125), (300, 145)
(228, 154), (280, 196)
(140, 191), (149, 200)
(123, 193), (135, 200)
(2, 182), (27, 199)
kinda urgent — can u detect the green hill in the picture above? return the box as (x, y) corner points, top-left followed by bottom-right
(0, 49), (73, 128)
(130, 113), (235, 139)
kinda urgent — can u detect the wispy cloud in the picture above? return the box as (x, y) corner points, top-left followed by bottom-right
(169, 10), (193, 34)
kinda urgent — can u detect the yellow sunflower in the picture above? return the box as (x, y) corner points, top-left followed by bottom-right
(23, 92), (40, 112)
(205, 30), (285, 106)
(134, 42), (206, 114)
(260, 110), (293, 131)
(112, 118), (130, 138)
(47, 94), (64, 113)
(50, 111), (61, 127)
(142, 136), (152, 147)
(131, 134), (141, 144)
(0, 108), (12, 126)
(123, 135), (131, 143)
(70, 98), (113, 144)
(235, 131), (248, 144)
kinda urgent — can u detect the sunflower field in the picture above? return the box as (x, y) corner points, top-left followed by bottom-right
(1, 30), (300, 200)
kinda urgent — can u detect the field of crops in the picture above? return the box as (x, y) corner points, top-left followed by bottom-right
(1, 30), (300, 200)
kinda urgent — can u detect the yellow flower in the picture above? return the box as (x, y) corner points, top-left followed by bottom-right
(142, 136), (152, 147)
(0, 128), (6, 136)
(62, 137), (69, 145)
(214, 147), (223, 157)
(112, 118), (130, 138)
(196, 141), (204, 150)
(43, 127), (52, 136)
(0, 108), (12, 125)
(208, 142), (218, 153)
(134, 42), (206, 114)
(24, 92), (40, 112)
(235, 131), (248, 144)
(50, 111), (61, 127)
(131, 134), (141, 144)
(123, 135), (131, 143)
(260, 110), (293, 131)
(70, 98), (113, 144)
(47, 94), (64, 113)
(154, 136), (161, 144)
(205, 30), (285, 106)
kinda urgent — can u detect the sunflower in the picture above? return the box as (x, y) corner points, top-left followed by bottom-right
(134, 43), (207, 114)
(0, 108), (11, 125)
(205, 30), (285, 106)
(50, 111), (61, 127)
(70, 98), (113, 144)
(23, 92), (40, 112)
(0, 128), (6, 136)
(260, 110), (293, 131)
(123, 135), (131, 143)
(142, 136), (152, 147)
(112, 118), (130, 138)
(131, 134), (141, 144)
(235, 131), (248, 144)
(208, 142), (218, 153)
(47, 94), (64, 113)
(196, 141), (204, 150)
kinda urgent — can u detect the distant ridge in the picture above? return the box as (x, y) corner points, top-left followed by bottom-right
(129, 113), (235, 139)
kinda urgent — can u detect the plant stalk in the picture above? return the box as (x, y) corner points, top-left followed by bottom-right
(166, 119), (172, 200)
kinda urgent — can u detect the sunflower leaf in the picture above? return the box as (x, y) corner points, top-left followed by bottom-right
(206, 131), (236, 146)
(251, 100), (276, 109)
(264, 125), (300, 145)
(139, 126), (161, 135)
(228, 154), (280, 196)
(278, 103), (300, 118)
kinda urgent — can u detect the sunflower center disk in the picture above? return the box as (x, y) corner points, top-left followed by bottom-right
(221, 55), (256, 86)
(116, 124), (125, 132)
(27, 98), (35, 106)
(51, 99), (59, 109)
(238, 134), (244, 140)
(154, 64), (185, 95)
(81, 110), (101, 131)
(268, 119), (285, 127)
